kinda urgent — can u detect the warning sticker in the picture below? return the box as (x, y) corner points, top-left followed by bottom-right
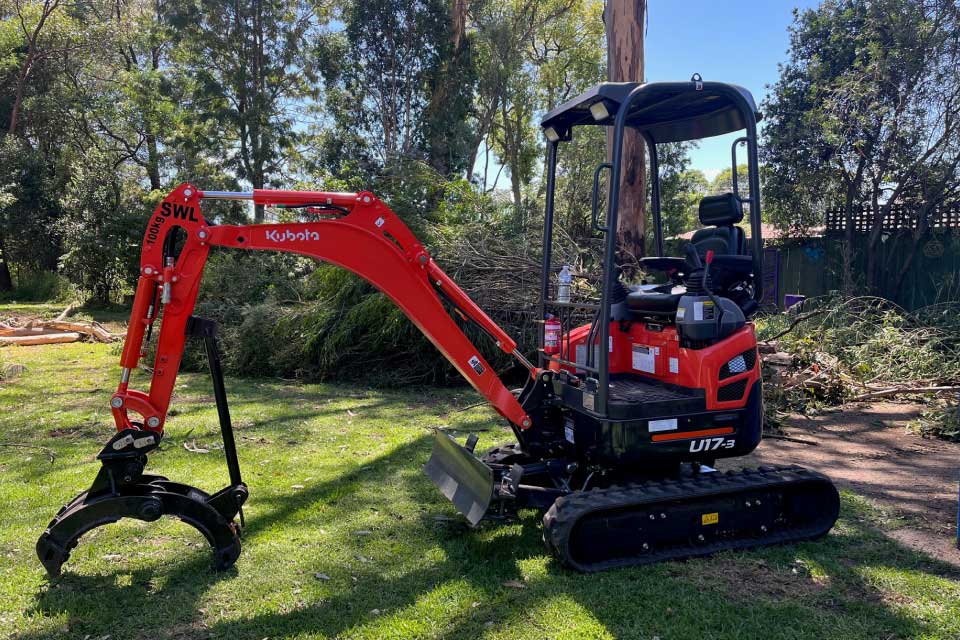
(467, 355), (485, 375)
(669, 357), (679, 374)
(582, 391), (595, 411)
(564, 416), (575, 444)
(701, 512), (719, 526)
(632, 344), (656, 373)
(693, 300), (715, 321)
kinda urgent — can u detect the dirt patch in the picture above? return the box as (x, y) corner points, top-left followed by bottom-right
(722, 402), (960, 567)
(674, 556), (828, 603)
(887, 527), (960, 569)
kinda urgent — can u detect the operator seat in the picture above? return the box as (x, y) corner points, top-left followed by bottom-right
(689, 193), (746, 258)
(625, 193), (750, 319)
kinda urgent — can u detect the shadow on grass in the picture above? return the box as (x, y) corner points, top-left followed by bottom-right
(19, 432), (958, 640)
(75, 301), (132, 326)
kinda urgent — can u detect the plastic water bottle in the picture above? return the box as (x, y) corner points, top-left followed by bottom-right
(558, 265), (572, 303)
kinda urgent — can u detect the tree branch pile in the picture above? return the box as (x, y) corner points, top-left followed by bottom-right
(759, 295), (960, 439)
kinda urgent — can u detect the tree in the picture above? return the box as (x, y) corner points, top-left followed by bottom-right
(172, 0), (323, 222)
(56, 149), (143, 303)
(657, 142), (707, 240)
(466, 0), (578, 194)
(532, 0), (605, 241)
(763, 0), (960, 292)
(605, 0), (645, 267)
(6, 0), (63, 136)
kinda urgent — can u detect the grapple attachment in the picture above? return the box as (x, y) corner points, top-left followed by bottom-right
(37, 429), (247, 577)
(423, 432), (495, 525)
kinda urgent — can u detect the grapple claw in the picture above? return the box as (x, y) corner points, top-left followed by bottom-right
(37, 430), (246, 578)
(37, 478), (245, 577)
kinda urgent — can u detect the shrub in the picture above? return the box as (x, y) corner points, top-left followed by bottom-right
(0, 270), (73, 302)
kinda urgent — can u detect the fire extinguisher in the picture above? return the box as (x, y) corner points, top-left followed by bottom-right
(544, 314), (561, 355)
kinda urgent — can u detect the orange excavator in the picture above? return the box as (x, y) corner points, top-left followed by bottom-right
(38, 77), (839, 576)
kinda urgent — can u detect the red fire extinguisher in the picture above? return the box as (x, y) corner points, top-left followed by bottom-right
(544, 314), (561, 355)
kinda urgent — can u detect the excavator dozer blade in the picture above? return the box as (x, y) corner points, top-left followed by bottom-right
(423, 432), (494, 526)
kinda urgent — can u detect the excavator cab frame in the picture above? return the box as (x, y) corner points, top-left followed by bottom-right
(538, 74), (765, 417)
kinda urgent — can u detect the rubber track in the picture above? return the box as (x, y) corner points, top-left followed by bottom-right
(542, 465), (839, 573)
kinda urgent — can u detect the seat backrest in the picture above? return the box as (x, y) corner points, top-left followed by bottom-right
(691, 193), (745, 257)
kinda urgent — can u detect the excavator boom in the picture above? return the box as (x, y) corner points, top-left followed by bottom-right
(113, 183), (532, 435)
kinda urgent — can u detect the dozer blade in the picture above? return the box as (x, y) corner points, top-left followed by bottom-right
(37, 478), (246, 578)
(423, 432), (494, 525)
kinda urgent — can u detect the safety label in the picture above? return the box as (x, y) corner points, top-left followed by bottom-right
(693, 300), (715, 321)
(467, 355), (485, 375)
(669, 357), (679, 374)
(632, 344), (656, 373)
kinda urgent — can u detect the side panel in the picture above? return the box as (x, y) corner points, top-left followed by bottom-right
(571, 380), (763, 466)
(549, 321), (761, 411)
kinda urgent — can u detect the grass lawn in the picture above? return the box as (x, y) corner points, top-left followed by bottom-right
(1, 308), (958, 639)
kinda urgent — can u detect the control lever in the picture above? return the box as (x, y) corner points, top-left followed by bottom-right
(702, 250), (725, 330)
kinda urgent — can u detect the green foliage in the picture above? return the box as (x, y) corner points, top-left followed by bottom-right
(763, 0), (960, 252)
(0, 136), (63, 273)
(55, 150), (143, 303)
(0, 270), (72, 302)
(655, 142), (708, 241)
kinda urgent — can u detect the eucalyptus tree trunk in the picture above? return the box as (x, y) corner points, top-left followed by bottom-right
(605, 0), (646, 269)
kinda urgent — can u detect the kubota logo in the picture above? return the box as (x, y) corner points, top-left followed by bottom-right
(265, 228), (320, 243)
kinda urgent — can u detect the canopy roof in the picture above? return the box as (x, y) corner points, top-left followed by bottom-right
(540, 80), (760, 143)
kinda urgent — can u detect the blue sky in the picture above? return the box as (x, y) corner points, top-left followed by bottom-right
(645, 0), (821, 179)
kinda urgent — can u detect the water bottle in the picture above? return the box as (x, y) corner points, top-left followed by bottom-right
(557, 265), (572, 303)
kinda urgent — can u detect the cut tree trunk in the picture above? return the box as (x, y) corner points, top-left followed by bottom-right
(605, 0), (646, 271)
(0, 332), (81, 346)
(43, 320), (114, 343)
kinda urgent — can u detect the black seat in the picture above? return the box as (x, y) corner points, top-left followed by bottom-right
(625, 288), (684, 316)
(690, 193), (746, 257)
(628, 193), (749, 318)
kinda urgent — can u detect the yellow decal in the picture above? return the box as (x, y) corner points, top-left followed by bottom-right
(701, 512), (719, 526)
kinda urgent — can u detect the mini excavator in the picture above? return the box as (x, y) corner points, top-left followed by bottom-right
(38, 77), (839, 576)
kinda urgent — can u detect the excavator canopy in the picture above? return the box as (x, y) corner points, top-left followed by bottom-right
(539, 79), (761, 142)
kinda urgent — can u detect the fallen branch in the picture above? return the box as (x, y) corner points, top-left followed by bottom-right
(764, 433), (819, 446)
(850, 385), (960, 402)
(43, 320), (113, 343)
(55, 302), (80, 321)
(760, 309), (826, 344)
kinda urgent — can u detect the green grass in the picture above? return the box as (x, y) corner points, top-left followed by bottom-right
(1, 306), (959, 639)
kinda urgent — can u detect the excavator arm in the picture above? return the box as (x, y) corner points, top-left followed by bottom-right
(112, 183), (533, 434)
(36, 182), (535, 577)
